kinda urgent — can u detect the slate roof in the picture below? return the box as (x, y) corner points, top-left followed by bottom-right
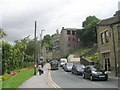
(97, 16), (120, 26)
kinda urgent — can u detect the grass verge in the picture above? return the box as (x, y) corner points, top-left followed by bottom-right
(2, 68), (34, 90)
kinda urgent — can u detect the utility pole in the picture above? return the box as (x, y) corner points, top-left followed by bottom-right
(34, 21), (37, 75)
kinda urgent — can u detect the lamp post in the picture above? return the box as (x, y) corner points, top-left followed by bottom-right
(39, 30), (45, 64)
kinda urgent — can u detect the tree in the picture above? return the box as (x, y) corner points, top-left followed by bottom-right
(2, 36), (35, 74)
(25, 40), (35, 56)
(2, 41), (13, 74)
(0, 28), (7, 39)
(77, 16), (100, 47)
(42, 34), (52, 50)
(76, 29), (84, 42)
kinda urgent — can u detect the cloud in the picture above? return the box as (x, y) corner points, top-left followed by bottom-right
(1, 0), (119, 43)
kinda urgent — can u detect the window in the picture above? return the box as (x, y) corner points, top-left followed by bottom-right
(67, 30), (70, 35)
(72, 31), (75, 35)
(105, 30), (109, 43)
(101, 32), (105, 44)
(101, 30), (109, 44)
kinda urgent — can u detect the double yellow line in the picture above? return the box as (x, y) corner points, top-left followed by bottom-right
(47, 70), (62, 90)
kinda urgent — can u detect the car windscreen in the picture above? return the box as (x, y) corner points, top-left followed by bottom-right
(51, 61), (58, 64)
(91, 66), (103, 71)
(77, 65), (85, 69)
(61, 61), (66, 63)
(67, 63), (73, 67)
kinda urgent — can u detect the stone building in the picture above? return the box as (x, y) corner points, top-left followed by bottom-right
(52, 34), (61, 60)
(97, 16), (120, 77)
(60, 27), (80, 56)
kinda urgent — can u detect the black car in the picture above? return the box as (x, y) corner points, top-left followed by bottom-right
(50, 60), (59, 70)
(63, 63), (73, 72)
(83, 65), (108, 81)
(71, 64), (85, 75)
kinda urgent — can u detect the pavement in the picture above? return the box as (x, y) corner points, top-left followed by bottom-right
(107, 71), (119, 80)
(18, 63), (52, 89)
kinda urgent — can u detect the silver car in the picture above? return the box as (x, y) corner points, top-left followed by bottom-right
(64, 63), (73, 72)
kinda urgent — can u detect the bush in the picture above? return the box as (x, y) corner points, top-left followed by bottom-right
(85, 53), (99, 62)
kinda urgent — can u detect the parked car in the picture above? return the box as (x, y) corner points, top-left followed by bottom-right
(71, 64), (85, 75)
(64, 63), (73, 72)
(50, 60), (59, 70)
(83, 65), (108, 81)
(62, 64), (66, 69)
(60, 58), (67, 67)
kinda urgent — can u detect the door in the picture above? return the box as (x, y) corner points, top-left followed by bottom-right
(103, 52), (111, 71)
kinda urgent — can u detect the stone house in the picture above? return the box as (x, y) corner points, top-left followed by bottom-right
(97, 16), (120, 77)
(60, 27), (81, 57)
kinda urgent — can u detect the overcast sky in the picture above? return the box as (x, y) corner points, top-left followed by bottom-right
(0, 0), (119, 44)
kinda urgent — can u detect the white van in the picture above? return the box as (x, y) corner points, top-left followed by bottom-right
(60, 58), (67, 67)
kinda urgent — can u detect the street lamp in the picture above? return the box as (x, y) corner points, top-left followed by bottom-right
(39, 30), (45, 65)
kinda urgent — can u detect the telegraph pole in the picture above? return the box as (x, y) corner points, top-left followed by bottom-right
(34, 21), (37, 75)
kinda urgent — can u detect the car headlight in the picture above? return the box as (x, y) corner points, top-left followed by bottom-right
(92, 71), (97, 74)
(105, 71), (107, 74)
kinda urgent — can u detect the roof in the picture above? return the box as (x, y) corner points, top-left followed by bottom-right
(97, 16), (120, 26)
(62, 28), (80, 31)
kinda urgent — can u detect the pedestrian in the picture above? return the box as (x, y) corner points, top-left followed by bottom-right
(38, 64), (43, 75)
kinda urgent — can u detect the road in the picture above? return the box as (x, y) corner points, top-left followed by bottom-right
(50, 66), (119, 89)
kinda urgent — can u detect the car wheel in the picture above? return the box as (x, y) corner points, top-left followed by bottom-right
(90, 75), (94, 81)
(83, 73), (85, 79)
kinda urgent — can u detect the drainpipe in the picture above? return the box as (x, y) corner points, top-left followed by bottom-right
(110, 25), (117, 77)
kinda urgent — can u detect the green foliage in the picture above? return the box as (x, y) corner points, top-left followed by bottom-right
(0, 28), (7, 39)
(25, 40), (35, 56)
(2, 41), (12, 74)
(85, 53), (99, 62)
(77, 16), (100, 47)
(2, 37), (35, 75)
(61, 52), (70, 58)
(42, 34), (52, 50)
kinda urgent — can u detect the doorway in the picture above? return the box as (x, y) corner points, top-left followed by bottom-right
(103, 52), (111, 71)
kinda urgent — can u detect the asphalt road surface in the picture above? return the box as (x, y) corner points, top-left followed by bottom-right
(50, 67), (119, 89)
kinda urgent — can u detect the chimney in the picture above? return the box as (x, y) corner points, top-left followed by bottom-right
(62, 27), (64, 30)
